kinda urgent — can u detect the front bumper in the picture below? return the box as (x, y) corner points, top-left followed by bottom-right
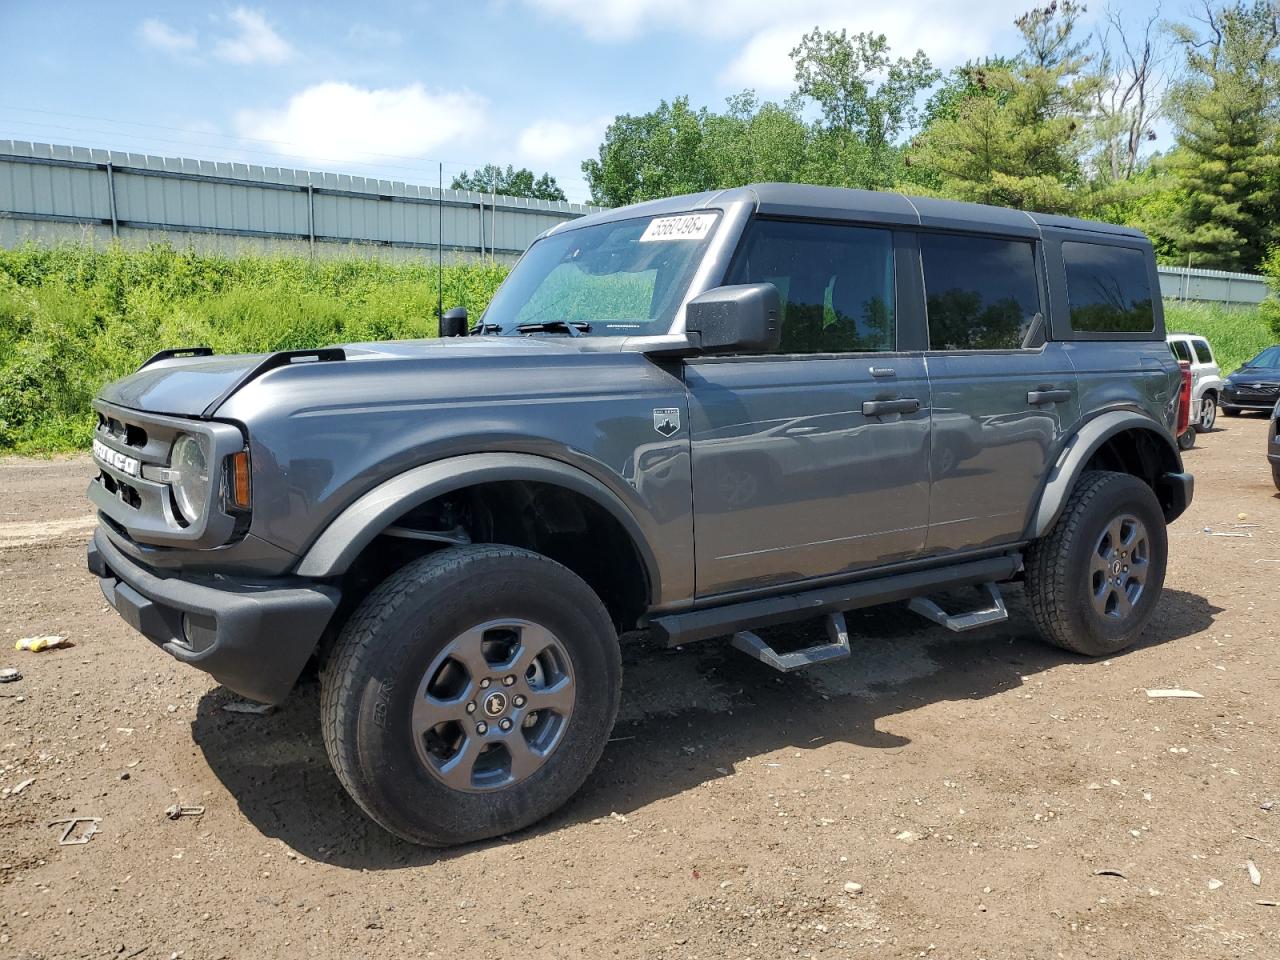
(1222, 389), (1279, 410)
(88, 527), (340, 704)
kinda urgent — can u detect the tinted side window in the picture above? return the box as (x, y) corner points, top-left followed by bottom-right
(919, 234), (1040, 350)
(1063, 242), (1154, 333)
(1193, 339), (1214, 364)
(1169, 339), (1191, 362)
(727, 219), (895, 354)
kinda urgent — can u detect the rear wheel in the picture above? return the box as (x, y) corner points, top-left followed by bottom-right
(1177, 428), (1196, 451)
(321, 545), (621, 846)
(1194, 394), (1217, 432)
(1024, 471), (1167, 657)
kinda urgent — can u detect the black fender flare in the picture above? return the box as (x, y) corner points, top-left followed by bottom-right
(294, 453), (661, 596)
(1026, 410), (1187, 540)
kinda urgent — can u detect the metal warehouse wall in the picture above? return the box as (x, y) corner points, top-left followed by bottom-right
(0, 140), (602, 263)
(1, 139), (1274, 306)
(1157, 265), (1268, 306)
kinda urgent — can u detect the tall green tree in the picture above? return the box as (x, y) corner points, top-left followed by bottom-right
(790, 27), (938, 188)
(581, 94), (814, 206)
(581, 30), (936, 204)
(909, 2), (1100, 213)
(581, 97), (714, 206)
(451, 164), (567, 201)
(1161, 1), (1280, 270)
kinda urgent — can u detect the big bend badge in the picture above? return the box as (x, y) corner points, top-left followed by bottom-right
(652, 407), (680, 437)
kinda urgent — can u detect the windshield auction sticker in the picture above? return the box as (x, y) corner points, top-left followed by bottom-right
(639, 213), (717, 242)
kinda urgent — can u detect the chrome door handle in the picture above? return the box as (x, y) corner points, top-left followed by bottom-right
(1027, 389), (1071, 405)
(862, 398), (921, 416)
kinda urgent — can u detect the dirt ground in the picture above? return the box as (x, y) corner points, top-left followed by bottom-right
(0, 416), (1277, 960)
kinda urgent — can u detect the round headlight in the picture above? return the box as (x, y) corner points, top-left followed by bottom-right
(169, 434), (209, 524)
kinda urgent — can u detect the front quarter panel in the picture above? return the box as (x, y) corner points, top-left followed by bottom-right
(217, 351), (695, 607)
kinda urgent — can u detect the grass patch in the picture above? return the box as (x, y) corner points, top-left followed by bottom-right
(0, 243), (508, 454)
(1163, 301), (1277, 373)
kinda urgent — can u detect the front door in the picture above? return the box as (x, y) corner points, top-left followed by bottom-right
(686, 218), (931, 598)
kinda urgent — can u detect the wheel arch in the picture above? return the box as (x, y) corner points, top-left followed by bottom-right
(1027, 411), (1189, 540)
(295, 454), (660, 621)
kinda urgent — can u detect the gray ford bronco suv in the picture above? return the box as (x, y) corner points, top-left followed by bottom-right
(87, 184), (1192, 846)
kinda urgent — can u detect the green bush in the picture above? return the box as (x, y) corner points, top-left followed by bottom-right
(0, 243), (508, 454)
(1256, 247), (1280, 339)
(1163, 301), (1276, 372)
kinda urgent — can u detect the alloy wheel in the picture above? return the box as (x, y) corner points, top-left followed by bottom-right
(411, 619), (575, 792)
(1089, 514), (1150, 621)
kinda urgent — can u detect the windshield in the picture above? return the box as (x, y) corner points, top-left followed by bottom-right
(1243, 345), (1280, 368)
(483, 212), (720, 337)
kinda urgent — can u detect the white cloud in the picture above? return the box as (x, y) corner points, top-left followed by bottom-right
(235, 82), (487, 164)
(516, 116), (610, 166)
(214, 8), (295, 65)
(720, 12), (1008, 93)
(525, 0), (1031, 87)
(139, 19), (197, 56)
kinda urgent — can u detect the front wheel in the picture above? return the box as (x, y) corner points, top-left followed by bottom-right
(1177, 428), (1196, 451)
(320, 545), (621, 846)
(1024, 471), (1168, 657)
(1223, 405), (1241, 418)
(1194, 394), (1217, 433)
(1273, 464), (1280, 492)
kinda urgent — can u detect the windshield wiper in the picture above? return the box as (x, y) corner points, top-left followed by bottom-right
(470, 322), (502, 334)
(515, 320), (591, 338)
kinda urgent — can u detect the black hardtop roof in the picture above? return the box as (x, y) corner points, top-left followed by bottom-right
(561, 183), (1147, 242)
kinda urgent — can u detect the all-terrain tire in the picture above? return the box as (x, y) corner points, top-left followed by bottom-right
(1024, 471), (1167, 657)
(320, 545), (622, 846)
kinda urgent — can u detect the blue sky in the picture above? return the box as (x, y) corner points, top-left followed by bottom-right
(1, 1), (1173, 202)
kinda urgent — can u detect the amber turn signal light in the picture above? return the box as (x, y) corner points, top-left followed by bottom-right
(229, 450), (251, 509)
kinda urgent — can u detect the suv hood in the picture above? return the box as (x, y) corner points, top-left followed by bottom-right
(98, 336), (609, 417)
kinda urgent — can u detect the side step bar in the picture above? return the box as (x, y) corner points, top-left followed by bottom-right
(908, 582), (1008, 632)
(731, 611), (851, 673)
(649, 554), (1020, 647)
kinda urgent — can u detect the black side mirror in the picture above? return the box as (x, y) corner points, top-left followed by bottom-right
(439, 307), (469, 338)
(684, 283), (781, 354)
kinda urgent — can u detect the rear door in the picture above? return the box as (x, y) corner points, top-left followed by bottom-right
(685, 218), (931, 598)
(917, 232), (1079, 553)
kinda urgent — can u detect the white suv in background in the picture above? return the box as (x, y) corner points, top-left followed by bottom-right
(1168, 333), (1223, 432)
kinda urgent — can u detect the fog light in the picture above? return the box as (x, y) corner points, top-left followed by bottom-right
(181, 613), (217, 653)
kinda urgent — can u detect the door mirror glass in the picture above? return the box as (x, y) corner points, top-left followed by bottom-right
(684, 284), (781, 354)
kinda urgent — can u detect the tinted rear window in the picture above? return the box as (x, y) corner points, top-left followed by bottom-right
(1063, 242), (1154, 333)
(1169, 339), (1191, 362)
(920, 234), (1040, 350)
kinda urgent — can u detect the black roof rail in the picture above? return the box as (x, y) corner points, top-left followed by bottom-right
(138, 347), (214, 370)
(201, 347), (347, 417)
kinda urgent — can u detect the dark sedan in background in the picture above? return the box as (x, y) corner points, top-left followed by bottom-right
(1222, 345), (1280, 416)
